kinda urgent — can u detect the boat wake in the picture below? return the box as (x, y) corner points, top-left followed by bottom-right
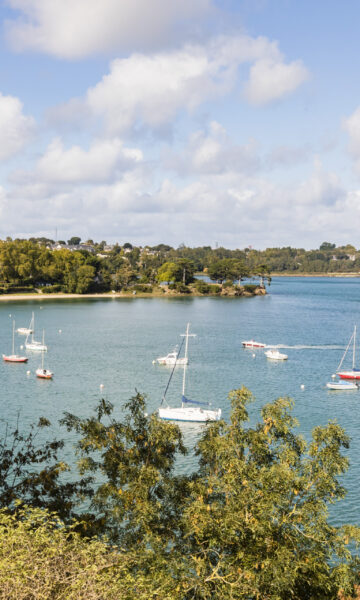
(266, 344), (344, 350)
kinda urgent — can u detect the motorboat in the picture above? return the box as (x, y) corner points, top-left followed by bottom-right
(3, 320), (28, 363)
(326, 380), (358, 390)
(158, 323), (221, 422)
(154, 350), (188, 365)
(265, 349), (288, 360)
(242, 340), (266, 348)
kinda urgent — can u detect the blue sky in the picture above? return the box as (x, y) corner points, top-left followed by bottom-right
(1, 0), (360, 249)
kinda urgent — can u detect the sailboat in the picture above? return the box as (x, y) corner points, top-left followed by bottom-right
(3, 320), (28, 363)
(35, 332), (53, 379)
(25, 313), (47, 351)
(17, 315), (33, 335)
(336, 326), (360, 380)
(158, 323), (221, 422)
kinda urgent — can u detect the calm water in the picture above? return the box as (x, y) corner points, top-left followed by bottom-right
(1, 277), (360, 526)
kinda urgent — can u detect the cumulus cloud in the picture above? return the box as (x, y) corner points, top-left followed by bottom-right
(244, 57), (309, 105)
(3, 159), (358, 248)
(80, 35), (309, 136)
(12, 137), (143, 185)
(0, 93), (34, 160)
(343, 106), (360, 175)
(165, 121), (260, 175)
(4, 0), (213, 58)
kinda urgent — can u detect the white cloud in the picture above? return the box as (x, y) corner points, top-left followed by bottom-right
(343, 106), (360, 175)
(3, 159), (359, 248)
(165, 121), (260, 175)
(0, 93), (34, 160)
(81, 35), (308, 135)
(12, 137), (143, 185)
(5, 0), (213, 58)
(244, 57), (309, 105)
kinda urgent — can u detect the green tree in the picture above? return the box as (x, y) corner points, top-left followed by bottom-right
(178, 388), (360, 599)
(61, 394), (187, 546)
(208, 258), (249, 286)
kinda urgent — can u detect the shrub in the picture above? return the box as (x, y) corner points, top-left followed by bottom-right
(134, 284), (153, 293)
(243, 284), (258, 293)
(194, 280), (211, 294)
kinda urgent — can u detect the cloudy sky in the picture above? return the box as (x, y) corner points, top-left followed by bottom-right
(1, 0), (360, 249)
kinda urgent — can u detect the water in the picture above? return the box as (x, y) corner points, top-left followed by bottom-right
(1, 277), (360, 526)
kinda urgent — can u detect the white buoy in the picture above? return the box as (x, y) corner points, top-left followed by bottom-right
(252, 353), (256, 358)
(20, 345), (23, 350)
(331, 373), (336, 379)
(26, 370), (30, 375)
(300, 384), (305, 390)
(100, 383), (104, 389)
(58, 329), (62, 333)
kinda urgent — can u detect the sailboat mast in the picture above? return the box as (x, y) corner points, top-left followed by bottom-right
(12, 320), (15, 355)
(41, 331), (45, 369)
(353, 325), (357, 370)
(182, 323), (189, 398)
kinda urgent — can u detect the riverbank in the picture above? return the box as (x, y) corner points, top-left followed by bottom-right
(0, 285), (266, 301)
(271, 272), (360, 277)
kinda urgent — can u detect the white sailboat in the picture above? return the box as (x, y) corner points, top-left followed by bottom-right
(158, 323), (221, 422)
(17, 315), (33, 335)
(25, 313), (47, 351)
(3, 320), (28, 363)
(35, 331), (53, 379)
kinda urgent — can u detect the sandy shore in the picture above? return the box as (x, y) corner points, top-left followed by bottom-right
(0, 292), (141, 301)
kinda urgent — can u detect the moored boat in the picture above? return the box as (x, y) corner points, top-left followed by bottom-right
(3, 320), (28, 363)
(265, 349), (288, 360)
(326, 380), (358, 390)
(158, 323), (221, 422)
(336, 326), (360, 380)
(35, 331), (53, 379)
(154, 350), (188, 365)
(25, 313), (47, 351)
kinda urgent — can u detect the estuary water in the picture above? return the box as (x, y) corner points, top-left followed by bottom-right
(1, 276), (360, 526)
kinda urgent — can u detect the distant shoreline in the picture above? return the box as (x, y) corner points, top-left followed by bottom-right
(271, 272), (360, 277)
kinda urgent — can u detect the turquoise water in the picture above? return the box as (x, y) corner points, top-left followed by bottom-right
(1, 277), (360, 526)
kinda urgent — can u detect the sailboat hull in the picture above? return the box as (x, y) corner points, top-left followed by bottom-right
(338, 370), (360, 380)
(36, 368), (53, 379)
(158, 406), (221, 422)
(2, 354), (28, 363)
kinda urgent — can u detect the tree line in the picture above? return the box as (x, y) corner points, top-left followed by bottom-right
(0, 238), (271, 294)
(0, 388), (360, 598)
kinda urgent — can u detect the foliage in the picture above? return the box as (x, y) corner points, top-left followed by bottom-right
(60, 394), (188, 546)
(194, 280), (212, 294)
(0, 416), (92, 522)
(208, 258), (249, 285)
(244, 284), (258, 293)
(1, 391), (360, 598)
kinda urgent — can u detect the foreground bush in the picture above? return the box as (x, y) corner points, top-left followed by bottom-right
(1, 389), (360, 598)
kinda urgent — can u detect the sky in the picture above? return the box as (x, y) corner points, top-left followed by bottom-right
(1, 0), (360, 250)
